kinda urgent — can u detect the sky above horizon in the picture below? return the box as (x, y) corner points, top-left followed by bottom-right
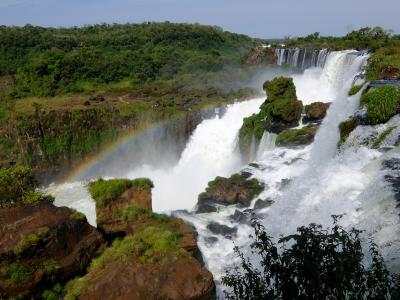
(1, 0), (399, 38)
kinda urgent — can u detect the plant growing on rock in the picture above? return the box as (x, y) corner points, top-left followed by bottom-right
(361, 85), (400, 125)
(222, 216), (394, 299)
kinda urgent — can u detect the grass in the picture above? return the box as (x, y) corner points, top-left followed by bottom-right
(13, 226), (50, 255)
(1, 262), (32, 283)
(69, 211), (87, 221)
(348, 84), (365, 96)
(361, 85), (400, 124)
(366, 46), (400, 80)
(89, 178), (154, 208)
(64, 277), (89, 300)
(372, 126), (397, 149)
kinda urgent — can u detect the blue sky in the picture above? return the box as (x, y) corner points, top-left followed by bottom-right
(0, 0), (399, 38)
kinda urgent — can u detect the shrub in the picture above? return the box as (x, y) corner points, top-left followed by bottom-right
(2, 262), (32, 283)
(222, 217), (394, 299)
(13, 226), (50, 255)
(89, 177), (154, 208)
(263, 77), (297, 102)
(42, 283), (65, 300)
(361, 85), (400, 124)
(366, 46), (400, 80)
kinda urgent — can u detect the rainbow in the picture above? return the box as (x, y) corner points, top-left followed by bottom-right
(60, 116), (182, 184)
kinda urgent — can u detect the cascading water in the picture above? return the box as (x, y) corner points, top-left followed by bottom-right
(47, 49), (400, 298)
(275, 48), (329, 69)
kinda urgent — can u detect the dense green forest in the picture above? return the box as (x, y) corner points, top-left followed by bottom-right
(282, 27), (400, 51)
(0, 22), (262, 98)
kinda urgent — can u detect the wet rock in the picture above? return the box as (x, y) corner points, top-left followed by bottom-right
(207, 222), (237, 238)
(197, 173), (264, 208)
(229, 210), (250, 224)
(195, 200), (218, 214)
(280, 178), (292, 190)
(240, 169), (253, 179)
(0, 201), (105, 299)
(383, 158), (400, 203)
(254, 199), (274, 210)
(83, 100), (91, 106)
(304, 102), (330, 123)
(380, 66), (400, 80)
(204, 236), (219, 245)
(276, 126), (318, 147)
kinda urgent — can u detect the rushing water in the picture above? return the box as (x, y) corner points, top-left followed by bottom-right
(48, 50), (400, 297)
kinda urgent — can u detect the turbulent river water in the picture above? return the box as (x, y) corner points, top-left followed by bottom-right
(47, 50), (400, 297)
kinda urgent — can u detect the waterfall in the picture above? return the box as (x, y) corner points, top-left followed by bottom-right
(275, 48), (329, 69)
(256, 131), (276, 160)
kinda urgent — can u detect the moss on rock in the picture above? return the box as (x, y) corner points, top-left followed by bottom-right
(338, 119), (361, 147)
(276, 127), (318, 147)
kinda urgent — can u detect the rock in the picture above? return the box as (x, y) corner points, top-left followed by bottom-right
(246, 47), (276, 65)
(65, 229), (215, 300)
(380, 66), (400, 80)
(0, 201), (105, 299)
(195, 200), (218, 214)
(254, 199), (274, 210)
(207, 222), (237, 237)
(276, 126), (318, 147)
(280, 178), (292, 190)
(382, 158), (400, 204)
(204, 236), (219, 245)
(304, 102), (330, 123)
(240, 169), (253, 179)
(197, 173), (264, 208)
(239, 77), (303, 159)
(229, 210), (250, 224)
(83, 100), (91, 106)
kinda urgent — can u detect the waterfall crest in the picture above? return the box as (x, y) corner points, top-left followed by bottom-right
(275, 48), (329, 69)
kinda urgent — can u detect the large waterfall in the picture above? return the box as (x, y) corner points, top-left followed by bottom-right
(48, 50), (400, 298)
(275, 48), (329, 69)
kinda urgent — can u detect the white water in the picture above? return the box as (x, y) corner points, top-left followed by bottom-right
(48, 50), (400, 298)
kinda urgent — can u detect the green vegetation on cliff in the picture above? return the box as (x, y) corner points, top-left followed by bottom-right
(238, 77), (302, 158)
(366, 46), (400, 80)
(276, 127), (317, 147)
(0, 166), (54, 208)
(0, 23), (263, 172)
(361, 85), (400, 124)
(89, 178), (153, 208)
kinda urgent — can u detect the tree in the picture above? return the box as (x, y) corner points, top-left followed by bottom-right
(222, 216), (394, 300)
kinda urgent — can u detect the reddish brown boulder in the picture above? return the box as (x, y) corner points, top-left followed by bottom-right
(304, 102), (330, 123)
(0, 201), (105, 299)
(246, 47), (276, 65)
(380, 66), (400, 80)
(69, 254), (214, 300)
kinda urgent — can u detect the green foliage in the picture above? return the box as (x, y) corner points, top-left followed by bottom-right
(276, 127), (317, 146)
(338, 119), (361, 147)
(0, 166), (54, 208)
(366, 46), (400, 80)
(41, 283), (64, 300)
(2, 262), (32, 283)
(263, 77), (296, 102)
(361, 85), (400, 124)
(0, 23), (257, 97)
(222, 217), (394, 299)
(64, 278), (89, 300)
(69, 211), (87, 221)
(90, 226), (181, 269)
(284, 27), (400, 51)
(348, 83), (365, 96)
(372, 126), (397, 149)
(13, 227), (50, 255)
(89, 177), (153, 208)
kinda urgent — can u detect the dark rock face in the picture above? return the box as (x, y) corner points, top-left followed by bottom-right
(0, 202), (105, 299)
(197, 173), (264, 210)
(380, 66), (400, 80)
(246, 47), (276, 65)
(229, 210), (250, 224)
(382, 158), (400, 204)
(276, 126), (318, 147)
(195, 200), (218, 214)
(254, 199), (274, 210)
(304, 102), (330, 123)
(207, 222), (237, 238)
